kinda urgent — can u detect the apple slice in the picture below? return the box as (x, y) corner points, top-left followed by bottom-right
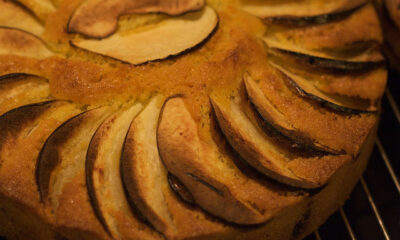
(211, 96), (321, 189)
(0, 101), (81, 234)
(263, 3), (364, 27)
(270, 62), (377, 113)
(268, 47), (384, 72)
(14, 0), (55, 21)
(263, 4), (383, 63)
(68, 0), (204, 38)
(0, 0), (44, 36)
(71, 6), (218, 65)
(265, 53), (388, 103)
(211, 95), (351, 188)
(0, 73), (50, 116)
(157, 97), (305, 225)
(240, 0), (366, 20)
(86, 103), (161, 240)
(244, 73), (340, 154)
(120, 97), (174, 235)
(121, 96), (232, 239)
(0, 27), (53, 58)
(36, 107), (113, 239)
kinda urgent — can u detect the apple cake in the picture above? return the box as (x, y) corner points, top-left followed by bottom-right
(0, 0), (387, 240)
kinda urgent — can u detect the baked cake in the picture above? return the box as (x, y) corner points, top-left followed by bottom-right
(0, 0), (387, 239)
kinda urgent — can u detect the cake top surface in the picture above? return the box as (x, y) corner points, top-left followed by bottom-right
(0, 0), (387, 239)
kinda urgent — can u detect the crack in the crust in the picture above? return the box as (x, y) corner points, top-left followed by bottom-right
(186, 173), (224, 196)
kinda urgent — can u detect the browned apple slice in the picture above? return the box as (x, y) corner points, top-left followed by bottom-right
(157, 97), (305, 225)
(14, 0), (55, 21)
(121, 96), (233, 239)
(0, 27), (53, 58)
(86, 103), (161, 240)
(0, 101), (81, 239)
(265, 53), (388, 104)
(71, 6), (218, 65)
(263, 3), (364, 26)
(268, 47), (384, 72)
(243, 73), (340, 154)
(270, 63), (377, 113)
(120, 97), (173, 233)
(0, 73), (50, 116)
(68, 0), (204, 38)
(211, 96), (322, 189)
(0, 0), (44, 36)
(36, 107), (113, 239)
(210, 95), (351, 188)
(263, 4), (383, 63)
(384, 0), (400, 29)
(240, 0), (366, 19)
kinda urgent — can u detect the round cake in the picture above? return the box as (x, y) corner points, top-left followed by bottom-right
(0, 0), (387, 240)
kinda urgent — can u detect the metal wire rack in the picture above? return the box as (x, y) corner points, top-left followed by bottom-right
(305, 71), (400, 240)
(0, 77), (398, 240)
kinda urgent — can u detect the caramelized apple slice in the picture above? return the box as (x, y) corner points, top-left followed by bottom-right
(211, 95), (351, 188)
(240, 0), (366, 19)
(121, 96), (228, 239)
(36, 107), (112, 239)
(158, 97), (304, 225)
(211, 96), (322, 188)
(270, 63), (377, 113)
(268, 47), (384, 72)
(0, 74), (50, 116)
(68, 0), (204, 38)
(0, 27), (53, 58)
(71, 6), (218, 65)
(120, 97), (174, 234)
(263, 4), (383, 62)
(0, 0), (44, 36)
(86, 103), (160, 240)
(0, 101), (81, 238)
(244, 73), (339, 154)
(14, 0), (55, 21)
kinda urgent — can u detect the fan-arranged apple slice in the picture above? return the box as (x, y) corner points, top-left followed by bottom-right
(210, 95), (351, 188)
(0, 73), (50, 116)
(0, 101), (81, 234)
(86, 103), (161, 240)
(244, 73), (340, 154)
(121, 96), (227, 239)
(36, 107), (113, 239)
(267, 47), (384, 72)
(263, 4), (383, 63)
(157, 97), (305, 225)
(70, 6), (218, 65)
(68, 0), (204, 38)
(14, 0), (55, 21)
(270, 62), (377, 113)
(0, 0), (44, 36)
(240, 0), (366, 20)
(120, 97), (173, 235)
(265, 53), (387, 105)
(0, 27), (53, 58)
